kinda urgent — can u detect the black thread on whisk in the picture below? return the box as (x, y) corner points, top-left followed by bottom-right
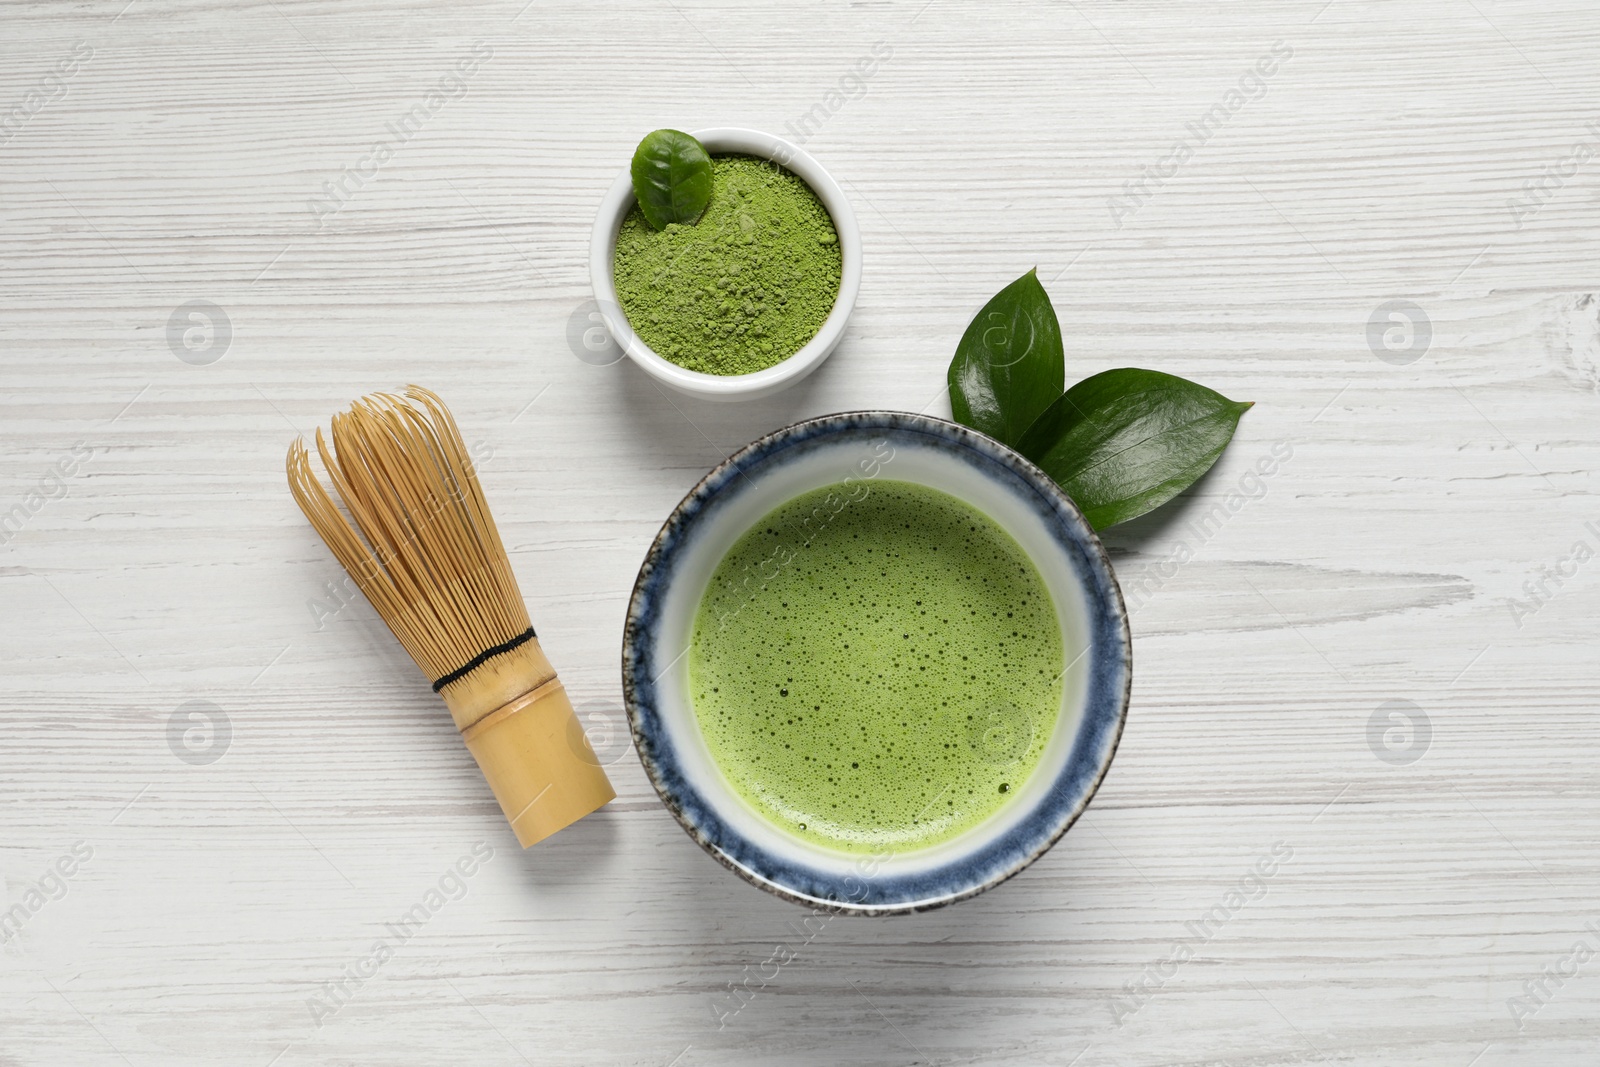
(432, 627), (537, 692)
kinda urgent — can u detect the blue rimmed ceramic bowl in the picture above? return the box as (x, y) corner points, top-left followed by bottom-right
(623, 412), (1130, 914)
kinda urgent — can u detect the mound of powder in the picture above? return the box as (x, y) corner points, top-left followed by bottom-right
(612, 154), (842, 376)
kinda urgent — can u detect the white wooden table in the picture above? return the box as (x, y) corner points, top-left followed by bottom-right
(4, 1), (1598, 1063)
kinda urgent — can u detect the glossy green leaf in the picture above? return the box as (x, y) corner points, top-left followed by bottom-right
(947, 269), (1064, 449)
(1016, 368), (1252, 531)
(630, 129), (712, 230)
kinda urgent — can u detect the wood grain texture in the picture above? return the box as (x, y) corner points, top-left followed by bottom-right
(3, 0), (1599, 1064)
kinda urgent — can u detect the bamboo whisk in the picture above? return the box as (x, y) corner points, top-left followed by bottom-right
(286, 385), (614, 847)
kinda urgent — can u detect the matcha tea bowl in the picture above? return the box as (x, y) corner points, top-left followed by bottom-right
(589, 127), (861, 402)
(623, 412), (1131, 914)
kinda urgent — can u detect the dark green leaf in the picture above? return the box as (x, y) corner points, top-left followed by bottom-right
(947, 270), (1064, 449)
(1017, 368), (1252, 531)
(630, 129), (712, 230)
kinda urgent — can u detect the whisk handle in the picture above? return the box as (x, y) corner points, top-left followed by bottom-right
(460, 677), (617, 847)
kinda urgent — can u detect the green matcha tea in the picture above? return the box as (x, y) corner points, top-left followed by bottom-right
(613, 154), (841, 376)
(689, 480), (1064, 854)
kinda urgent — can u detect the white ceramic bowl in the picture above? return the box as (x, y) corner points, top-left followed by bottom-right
(623, 413), (1132, 914)
(589, 127), (862, 402)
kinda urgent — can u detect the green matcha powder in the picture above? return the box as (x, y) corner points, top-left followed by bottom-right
(613, 154), (842, 376)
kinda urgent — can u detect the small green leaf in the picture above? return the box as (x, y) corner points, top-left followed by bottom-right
(1017, 368), (1252, 531)
(630, 129), (712, 230)
(947, 270), (1065, 450)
